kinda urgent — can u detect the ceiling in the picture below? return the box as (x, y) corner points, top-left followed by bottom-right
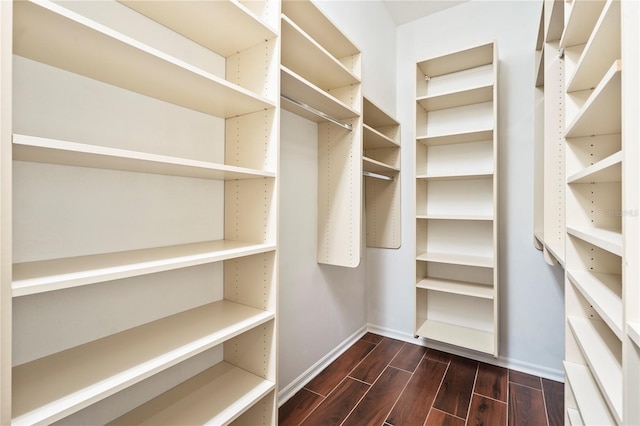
(382, 0), (470, 25)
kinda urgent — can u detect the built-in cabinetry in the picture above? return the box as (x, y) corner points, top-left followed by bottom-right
(280, 0), (363, 267)
(533, 0), (566, 266)
(363, 97), (401, 249)
(414, 42), (499, 356)
(2, 0), (279, 423)
(552, 0), (640, 424)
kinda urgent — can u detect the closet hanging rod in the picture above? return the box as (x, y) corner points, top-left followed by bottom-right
(280, 94), (353, 131)
(363, 171), (394, 181)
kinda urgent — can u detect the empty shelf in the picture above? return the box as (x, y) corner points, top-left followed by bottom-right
(417, 84), (493, 112)
(568, 316), (622, 423)
(417, 171), (492, 181)
(560, 0), (607, 48)
(628, 323), (640, 348)
(12, 300), (275, 425)
(417, 129), (493, 147)
(109, 362), (275, 425)
(564, 361), (616, 426)
(567, 0), (621, 92)
(417, 277), (493, 299)
(13, 241), (276, 297)
(567, 151), (622, 183)
(417, 42), (493, 79)
(13, 0), (274, 118)
(566, 61), (621, 138)
(416, 251), (493, 269)
(417, 319), (493, 354)
(119, 0), (276, 57)
(567, 269), (622, 339)
(567, 408), (583, 426)
(13, 134), (275, 181)
(281, 15), (359, 91)
(363, 97), (399, 128)
(567, 226), (622, 256)
(363, 124), (399, 150)
(363, 157), (398, 174)
(280, 66), (359, 122)
(417, 214), (493, 221)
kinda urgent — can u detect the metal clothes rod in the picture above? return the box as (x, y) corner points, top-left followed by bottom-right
(280, 94), (353, 131)
(363, 171), (394, 181)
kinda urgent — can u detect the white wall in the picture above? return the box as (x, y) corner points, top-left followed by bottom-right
(371, 0), (564, 378)
(278, 0), (397, 395)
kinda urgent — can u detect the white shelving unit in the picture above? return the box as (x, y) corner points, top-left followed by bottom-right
(2, 0), (279, 424)
(281, 0), (363, 267)
(560, 1), (640, 424)
(414, 42), (499, 356)
(363, 97), (401, 249)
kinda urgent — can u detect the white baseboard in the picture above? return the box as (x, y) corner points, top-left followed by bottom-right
(366, 323), (565, 383)
(277, 325), (368, 406)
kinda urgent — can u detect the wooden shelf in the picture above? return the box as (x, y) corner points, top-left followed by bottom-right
(535, 45), (544, 88)
(417, 214), (493, 221)
(417, 84), (493, 112)
(110, 362), (275, 425)
(12, 134), (275, 180)
(419, 102), (494, 140)
(281, 15), (359, 92)
(363, 98), (398, 128)
(544, 0), (564, 42)
(564, 361), (616, 426)
(282, 0), (359, 62)
(416, 251), (493, 269)
(280, 66), (359, 121)
(417, 277), (493, 299)
(363, 124), (399, 150)
(567, 150), (621, 183)
(13, 241), (276, 297)
(417, 172), (492, 181)
(119, 0), (276, 57)
(545, 240), (566, 268)
(363, 157), (398, 174)
(567, 269), (622, 339)
(566, 0), (620, 92)
(628, 323), (640, 348)
(560, 0), (606, 48)
(417, 129), (493, 147)
(568, 316), (622, 423)
(417, 43), (493, 78)
(13, 0), (275, 118)
(567, 226), (622, 256)
(12, 300), (275, 425)
(566, 60), (621, 138)
(417, 319), (493, 354)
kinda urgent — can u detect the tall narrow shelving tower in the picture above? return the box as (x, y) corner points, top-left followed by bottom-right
(2, 0), (280, 424)
(414, 42), (499, 356)
(280, 0), (363, 268)
(561, 0), (636, 424)
(363, 97), (401, 249)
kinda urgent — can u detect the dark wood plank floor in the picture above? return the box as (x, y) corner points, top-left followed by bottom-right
(279, 333), (563, 426)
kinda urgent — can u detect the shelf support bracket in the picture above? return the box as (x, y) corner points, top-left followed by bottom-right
(280, 94), (353, 131)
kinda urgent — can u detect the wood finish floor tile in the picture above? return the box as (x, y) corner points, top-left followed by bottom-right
(385, 357), (447, 425)
(509, 370), (542, 390)
(349, 338), (404, 384)
(467, 394), (507, 426)
(475, 363), (508, 402)
(508, 382), (547, 426)
(542, 378), (564, 426)
(433, 355), (478, 418)
(300, 378), (370, 426)
(425, 408), (466, 426)
(389, 342), (427, 372)
(278, 389), (324, 426)
(424, 347), (453, 364)
(304, 339), (375, 396)
(342, 367), (411, 426)
(361, 332), (384, 344)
